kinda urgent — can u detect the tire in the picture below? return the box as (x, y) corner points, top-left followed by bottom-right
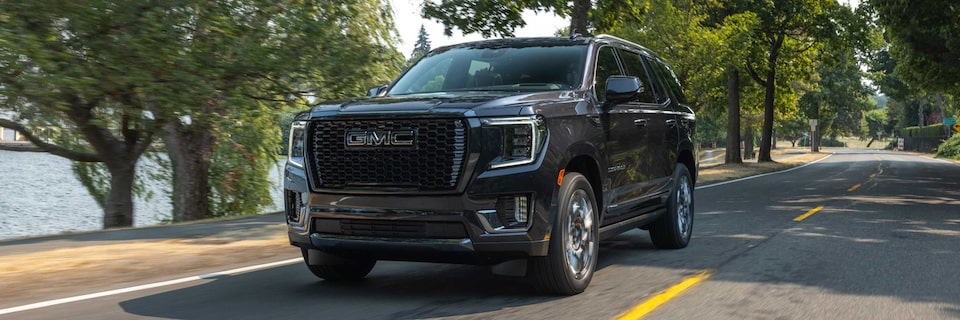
(300, 248), (376, 281)
(649, 165), (694, 249)
(528, 172), (599, 295)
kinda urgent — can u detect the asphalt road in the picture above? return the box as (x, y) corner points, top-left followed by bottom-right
(3, 149), (959, 319)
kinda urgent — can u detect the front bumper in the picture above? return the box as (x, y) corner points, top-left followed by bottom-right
(285, 162), (559, 265)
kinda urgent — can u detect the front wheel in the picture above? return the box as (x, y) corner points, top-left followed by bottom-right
(528, 172), (599, 295)
(301, 249), (376, 281)
(649, 165), (694, 249)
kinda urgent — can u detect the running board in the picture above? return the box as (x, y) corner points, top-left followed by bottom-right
(598, 209), (663, 240)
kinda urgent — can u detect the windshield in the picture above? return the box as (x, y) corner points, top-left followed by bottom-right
(388, 43), (588, 95)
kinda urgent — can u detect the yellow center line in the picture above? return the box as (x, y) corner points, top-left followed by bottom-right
(614, 270), (714, 320)
(847, 184), (861, 192)
(869, 173), (876, 179)
(793, 205), (824, 222)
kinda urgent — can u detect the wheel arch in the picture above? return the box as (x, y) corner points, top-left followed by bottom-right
(562, 154), (603, 224)
(677, 146), (697, 186)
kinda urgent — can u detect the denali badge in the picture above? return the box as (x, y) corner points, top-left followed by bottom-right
(345, 129), (416, 147)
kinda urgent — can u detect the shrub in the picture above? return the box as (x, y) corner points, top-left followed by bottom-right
(935, 134), (960, 159)
(899, 124), (947, 137)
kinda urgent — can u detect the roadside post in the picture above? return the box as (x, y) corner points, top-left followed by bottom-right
(809, 119), (819, 152)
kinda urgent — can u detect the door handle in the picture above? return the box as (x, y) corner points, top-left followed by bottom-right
(634, 119), (648, 127)
(666, 119), (678, 128)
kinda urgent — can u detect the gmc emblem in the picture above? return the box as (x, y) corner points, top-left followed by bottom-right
(345, 129), (416, 147)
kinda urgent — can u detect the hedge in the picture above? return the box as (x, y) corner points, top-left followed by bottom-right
(898, 124), (947, 137)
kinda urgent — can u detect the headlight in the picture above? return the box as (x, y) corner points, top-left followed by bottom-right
(483, 116), (547, 169)
(287, 120), (307, 168)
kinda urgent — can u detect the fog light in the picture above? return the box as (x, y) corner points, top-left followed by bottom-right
(285, 191), (307, 224)
(495, 195), (530, 229)
(514, 196), (528, 224)
(478, 195), (532, 232)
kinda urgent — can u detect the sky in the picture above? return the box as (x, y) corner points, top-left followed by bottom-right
(390, 0), (568, 58)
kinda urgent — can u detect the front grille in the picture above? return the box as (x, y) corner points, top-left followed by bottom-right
(313, 219), (469, 239)
(306, 119), (467, 191)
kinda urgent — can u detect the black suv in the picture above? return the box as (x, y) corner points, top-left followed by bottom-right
(284, 35), (697, 295)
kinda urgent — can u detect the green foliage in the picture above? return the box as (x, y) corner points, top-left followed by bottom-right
(799, 44), (876, 138)
(423, 0), (558, 37)
(869, 0), (960, 93)
(935, 134), (960, 160)
(72, 163), (110, 209)
(208, 101), (280, 217)
(695, 115), (725, 147)
(422, 0), (645, 37)
(862, 108), (889, 139)
(898, 124), (946, 138)
(779, 116), (808, 146)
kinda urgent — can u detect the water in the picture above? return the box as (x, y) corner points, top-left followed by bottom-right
(0, 150), (284, 240)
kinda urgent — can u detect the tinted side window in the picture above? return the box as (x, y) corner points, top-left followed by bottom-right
(594, 46), (621, 102)
(616, 49), (657, 103)
(647, 57), (688, 105)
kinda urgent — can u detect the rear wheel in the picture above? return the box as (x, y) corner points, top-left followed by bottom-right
(528, 172), (599, 295)
(649, 165), (694, 249)
(301, 248), (376, 281)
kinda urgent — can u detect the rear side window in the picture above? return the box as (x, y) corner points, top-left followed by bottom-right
(594, 46), (621, 102)
(646, 57), (688, 105)
(616, 49), (657, 103)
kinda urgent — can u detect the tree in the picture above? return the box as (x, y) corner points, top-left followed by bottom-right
(741, 0), (854, 162)
(869, 0), (960, 93)
(0, 0), (404, 228)
(151, 0), (403, 223)
(862, 108), (889, 147)
(779, 116), (809, 147)
(409, 24), (432, 63)
(421, 0), (646, 37)
(798, 44), (876, 143)
(0, 1), (172, 228)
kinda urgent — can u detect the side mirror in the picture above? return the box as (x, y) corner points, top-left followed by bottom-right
(367, 85), (388, 97)
(604, 76), (642, 105)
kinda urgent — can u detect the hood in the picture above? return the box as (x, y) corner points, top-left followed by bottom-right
(310, 91), (581, 119)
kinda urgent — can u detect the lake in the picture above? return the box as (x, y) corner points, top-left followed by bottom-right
(0, 150), (284, 240)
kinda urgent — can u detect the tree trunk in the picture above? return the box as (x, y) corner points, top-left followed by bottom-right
(570, 0), (590, 36)
(758, 68), (776, 162)
(744, 128), (754, 159)
(162, 121), (215, 222)
(757, 35), (784, 163)
(102, 161), (137, 228)
(725, 67), (742, 164)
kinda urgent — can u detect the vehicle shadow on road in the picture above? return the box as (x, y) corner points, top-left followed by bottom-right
(117, 260), (569, 319)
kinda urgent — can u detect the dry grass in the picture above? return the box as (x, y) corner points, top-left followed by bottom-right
(0, 229), (295, 302)
(1, 151), (830, 303)
(698, 152), (828, 185)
